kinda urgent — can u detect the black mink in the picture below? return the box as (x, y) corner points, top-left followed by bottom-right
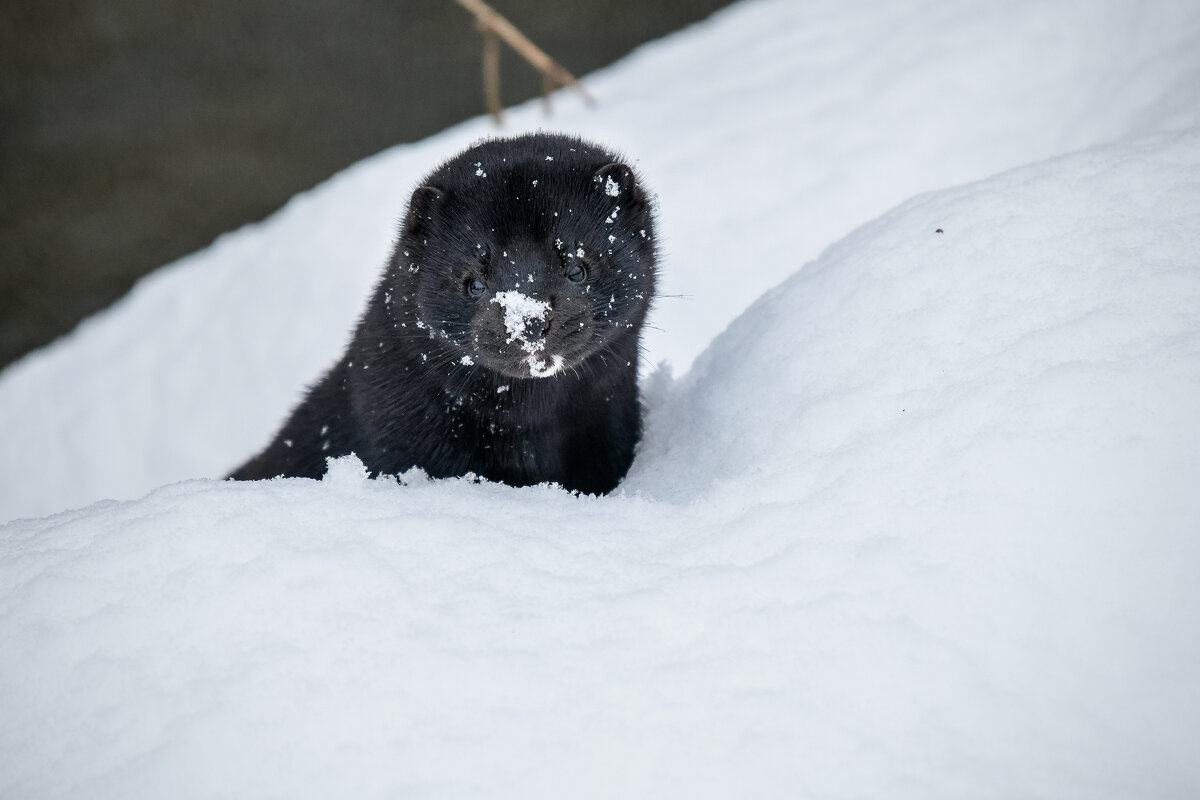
(229, 132), (658, 495)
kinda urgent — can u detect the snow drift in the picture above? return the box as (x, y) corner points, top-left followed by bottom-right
(3, 0), (1200, 797)
(4, 127), (1199, 799)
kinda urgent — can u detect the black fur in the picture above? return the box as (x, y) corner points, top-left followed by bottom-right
(229, 133), (657, 495)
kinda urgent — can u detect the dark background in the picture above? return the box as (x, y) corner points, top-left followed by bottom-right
(0, 0), (734, 370)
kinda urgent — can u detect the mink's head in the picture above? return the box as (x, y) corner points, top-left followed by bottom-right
(390, 133), (657, 380)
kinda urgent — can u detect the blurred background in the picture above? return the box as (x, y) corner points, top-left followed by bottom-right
(0, 0), (734, 371)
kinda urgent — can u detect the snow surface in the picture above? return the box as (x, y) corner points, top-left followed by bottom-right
(3, 0), (1200, 797)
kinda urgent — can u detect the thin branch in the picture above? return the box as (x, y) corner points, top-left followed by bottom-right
(481, 25), (502, 122)
(452, 0), (595, 119)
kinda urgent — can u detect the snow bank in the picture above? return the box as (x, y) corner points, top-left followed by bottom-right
(3, 128), (1199, 798)
(2, 0), (1200, 519)
(3, 0), (1200, 796)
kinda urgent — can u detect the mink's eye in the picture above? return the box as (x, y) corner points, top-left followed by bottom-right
(467, 278), (486, 297)
(566, 263), (587, 283)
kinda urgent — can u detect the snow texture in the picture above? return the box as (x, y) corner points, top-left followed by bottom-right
(3, 0), (1200, 797)
(492, 289), (549, 349)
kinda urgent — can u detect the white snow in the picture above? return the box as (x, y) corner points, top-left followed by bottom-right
(490, 289), (565, 376)
(3, 0), (1200, 797)
(528, 353), (564, 378)
(492, 289), (551, 350)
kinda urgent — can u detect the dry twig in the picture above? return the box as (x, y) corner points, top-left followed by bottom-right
(451, 0), (595, 122)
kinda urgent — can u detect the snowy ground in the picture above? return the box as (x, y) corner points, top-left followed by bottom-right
(3, 0), (1200, 797)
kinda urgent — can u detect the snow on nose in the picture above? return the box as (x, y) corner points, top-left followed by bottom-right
(492, 290), (550, 354)
(491, 291), (564, 378)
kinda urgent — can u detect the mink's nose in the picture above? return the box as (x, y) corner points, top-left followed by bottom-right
(524, 313), (551, 339)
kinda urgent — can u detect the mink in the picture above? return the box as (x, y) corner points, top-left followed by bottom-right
(229, 132), (657, 495)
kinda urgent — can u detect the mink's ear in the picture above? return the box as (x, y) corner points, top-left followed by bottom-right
(593, 163), (647, 214)
(404, 186), (445, 237)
